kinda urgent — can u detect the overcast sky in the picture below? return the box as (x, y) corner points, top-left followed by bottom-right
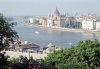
(0, 0), (100, 16)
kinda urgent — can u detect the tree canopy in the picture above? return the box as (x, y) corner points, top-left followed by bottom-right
(0, 13), (18, 50)
(43, 39), (100, 69)
(0, 13), (18, 69)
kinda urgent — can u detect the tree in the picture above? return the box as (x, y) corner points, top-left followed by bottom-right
(9, 56), (42, 69)
(0, 13), (18, 50)
(43, 39), (100, 69)
(0, 13), (18, 69)
(0, 52), (9, 69)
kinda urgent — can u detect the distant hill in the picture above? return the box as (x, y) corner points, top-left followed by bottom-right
(5, 17), (14, 22)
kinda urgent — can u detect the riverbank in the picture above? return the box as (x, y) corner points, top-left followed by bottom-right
(19, 23), (100, 33)
(19, 23), (83, 32)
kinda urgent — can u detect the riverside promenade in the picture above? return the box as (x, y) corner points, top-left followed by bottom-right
(5, 51), (47, 59)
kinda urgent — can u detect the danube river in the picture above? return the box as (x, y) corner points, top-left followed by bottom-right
(12, 16), (100, 48)
(14, 24), (100, 48)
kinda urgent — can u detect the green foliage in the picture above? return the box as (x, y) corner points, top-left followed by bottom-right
(0, 13), (18, 69)
(8, 58), (20, 65)
(0, 52), (9, 69)
(8, 56), (42, 69)
(34, 20), (41, 25)
(43, 39), (100, 69)
(0, 13), (18, 50)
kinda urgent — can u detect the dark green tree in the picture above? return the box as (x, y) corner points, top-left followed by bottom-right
(43, 39), (100, 69)
(0, 13), (18, 50)
(0, 52), (9, 69)
(0, 13), (18, 69)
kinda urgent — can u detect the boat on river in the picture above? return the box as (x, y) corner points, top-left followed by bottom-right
(35, 31), (39, 34)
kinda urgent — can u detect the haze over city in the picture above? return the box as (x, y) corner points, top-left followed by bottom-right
(0, 0), (100, 16)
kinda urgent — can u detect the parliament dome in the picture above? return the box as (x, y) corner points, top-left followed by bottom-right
(54, 8), (60, 16)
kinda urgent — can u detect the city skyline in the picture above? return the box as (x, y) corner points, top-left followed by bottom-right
(0, 0), (100, 16)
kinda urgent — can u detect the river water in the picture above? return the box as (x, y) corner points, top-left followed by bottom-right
(12, 16), (100, 48)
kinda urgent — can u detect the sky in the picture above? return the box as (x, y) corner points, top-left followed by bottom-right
(0, 0), (100, 16)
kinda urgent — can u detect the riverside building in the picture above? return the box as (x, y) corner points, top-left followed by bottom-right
(82, 19), (100, 31)
(42, 8), (80, 28)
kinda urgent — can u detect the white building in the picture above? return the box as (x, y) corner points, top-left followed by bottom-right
(82, 19), (100, 31)
(28, 18), (35, 23)
(82, 20), (96, 30)
(95, 22), (100, 31)
(43, 43), (55, 54)
(43, 43), (61, 54)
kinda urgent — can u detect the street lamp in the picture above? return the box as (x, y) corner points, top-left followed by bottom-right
(27, 49), (31, 69)
(27, 49), (30, 59)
